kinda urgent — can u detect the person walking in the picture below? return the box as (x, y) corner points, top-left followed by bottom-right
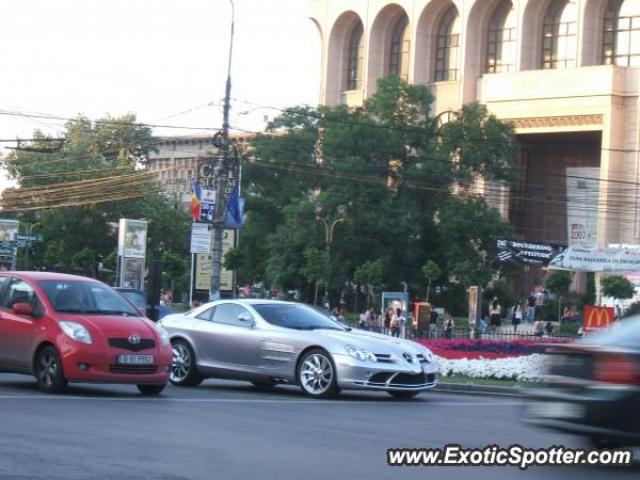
(512, 301), (523, 334)
(489, 297), (502, 335)
(390, 308), (400, 337)
(526, 292), (536, 324)
(444, 314), (454, 339)
(384, 308), (392, 335)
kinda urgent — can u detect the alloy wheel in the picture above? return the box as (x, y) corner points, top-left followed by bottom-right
(300, 353), (334, 395)
(171, 343), (192, 383)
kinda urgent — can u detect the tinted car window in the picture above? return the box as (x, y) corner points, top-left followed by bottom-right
(196, 306), (215, 321)
(253, 304), (345, 331)
(39, 280), (138, 316)
(212, 303), (252, 327)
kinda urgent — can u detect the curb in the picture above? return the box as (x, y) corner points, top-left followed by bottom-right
(434, 382), (523, 397)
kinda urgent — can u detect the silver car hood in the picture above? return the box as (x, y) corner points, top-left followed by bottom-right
(310, 328), (429, 355)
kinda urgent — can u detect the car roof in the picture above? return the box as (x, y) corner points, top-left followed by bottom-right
(1, 271), (102, 283)
(217, 299), (298, 306)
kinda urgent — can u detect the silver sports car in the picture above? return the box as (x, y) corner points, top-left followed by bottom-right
(159, 299), (439, 398)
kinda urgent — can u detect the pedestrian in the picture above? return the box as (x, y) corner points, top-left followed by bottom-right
(489, 297), (502, 334)
(534, 318), (545, 337)
(526, 292), (536, 324)
(398, 310), (407, 338)
(384, 308), (392, 335)
(358, 309), (368, 329)
(444, 314), (454, 339)
(390, 309), (400, 337)
(512, 301), (522, 334)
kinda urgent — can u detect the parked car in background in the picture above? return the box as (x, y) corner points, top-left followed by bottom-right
(526, 315), (640, 447)
(115, 287), (173, 321)
(160, 299), (438, 399)
(0, 272), (172, 395)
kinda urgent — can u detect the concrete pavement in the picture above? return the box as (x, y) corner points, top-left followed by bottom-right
(0, 374), (636, 480)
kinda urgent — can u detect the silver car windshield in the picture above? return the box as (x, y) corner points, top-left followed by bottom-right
(253, 304), (345, 331)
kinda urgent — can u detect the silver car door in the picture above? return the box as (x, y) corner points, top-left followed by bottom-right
(204, 303), (260, 370)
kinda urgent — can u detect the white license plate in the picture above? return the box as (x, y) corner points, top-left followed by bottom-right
(528, 402), (584, 419)
(117, 354), (154, 365)
(422, 364), (438, 374)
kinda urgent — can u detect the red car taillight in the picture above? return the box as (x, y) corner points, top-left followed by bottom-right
(593, 354), (639, 385)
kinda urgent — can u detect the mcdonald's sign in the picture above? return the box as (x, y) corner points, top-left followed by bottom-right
(583, 306), (615, 331)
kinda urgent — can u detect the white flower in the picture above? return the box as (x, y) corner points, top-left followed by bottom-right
(437, 354), (550, 382)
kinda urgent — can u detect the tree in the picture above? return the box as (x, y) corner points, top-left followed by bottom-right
(545, 270), (573, 320)
(301, 246), (327, 305)
(234, 77), (517, 309)
(601, 276), (634, 302)
(421, 260), (441, 302)
(1, 114), (191, 297)
(353, 259), (385, 309)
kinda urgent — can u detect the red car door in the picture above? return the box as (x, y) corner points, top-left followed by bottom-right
(0, 277), (43, 371)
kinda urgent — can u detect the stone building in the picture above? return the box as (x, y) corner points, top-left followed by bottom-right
(309, 0), (640, 291)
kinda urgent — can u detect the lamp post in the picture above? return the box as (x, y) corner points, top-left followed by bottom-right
(209, 0), (236, 301)
(315, 203), (347, 309)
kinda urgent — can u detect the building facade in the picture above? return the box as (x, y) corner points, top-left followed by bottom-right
(146, 133), (252, 210)
(308, 0), (640, 265)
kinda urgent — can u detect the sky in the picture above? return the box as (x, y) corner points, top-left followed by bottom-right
(0, 0), (321, 190)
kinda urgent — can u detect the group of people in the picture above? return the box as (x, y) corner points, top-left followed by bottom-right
(487, 291), (559, 336)
(358, 307), (412, 338)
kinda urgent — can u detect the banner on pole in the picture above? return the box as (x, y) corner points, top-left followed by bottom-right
(496, 239), (564, 266)
(190, 223), (212, 254)
(194, 229), (236, 292)
(549, 246), (640, 272)
(566, 167), (599, 248)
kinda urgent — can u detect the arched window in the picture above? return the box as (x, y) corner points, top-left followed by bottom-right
(346, 23), (364, 90)
(486, 0), (516, 73)
(434, 6), (461, 81)
(603, 0), (640, 66)
(389, 14), (410, 80)
(542, 0), (578, 69)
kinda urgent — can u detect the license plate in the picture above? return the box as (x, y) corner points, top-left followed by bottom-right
(528, 402), (584, 419)
(117, 354), (154, 365)
(422, 364), (438, 374)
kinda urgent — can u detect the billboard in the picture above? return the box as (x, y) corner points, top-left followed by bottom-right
(496, 239), (564, 266)
(566, 167), (599, 248)
(194, 229), (236, 292)
(117, 219), (148, 289)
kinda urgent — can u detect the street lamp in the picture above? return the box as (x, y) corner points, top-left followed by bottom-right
(315, 203), (347, 309)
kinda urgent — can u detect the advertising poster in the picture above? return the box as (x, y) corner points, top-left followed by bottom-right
(566, 167), (599, 247)
(117, 219), (148, 288)
(195, 229), (236, 292)
(496, 239), (564, 266)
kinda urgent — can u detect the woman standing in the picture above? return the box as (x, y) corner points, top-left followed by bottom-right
(512, 301), (523, 334)
(489, 297), (502, 334)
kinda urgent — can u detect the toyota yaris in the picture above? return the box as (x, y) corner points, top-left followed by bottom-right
(0, 272), (172, 395)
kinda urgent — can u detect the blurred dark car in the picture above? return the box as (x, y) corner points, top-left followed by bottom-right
(115, 288), (173, 321)
(526, 316), (640, 448)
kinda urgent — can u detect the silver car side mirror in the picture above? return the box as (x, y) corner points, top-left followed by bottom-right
(238, 312), (256, 328)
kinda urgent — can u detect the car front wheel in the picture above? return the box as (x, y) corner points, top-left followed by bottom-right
(34, 346), (68, 394)
(298, 349), (338, 398)
(170, 340), (203, 387)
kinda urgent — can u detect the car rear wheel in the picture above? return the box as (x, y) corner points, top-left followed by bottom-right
(298, 349), (338, 398)
(388, 390), (421, 399)
(137, 384), (166, 396)
(170, 340), (203, 387)
(34, 346), (68, 394)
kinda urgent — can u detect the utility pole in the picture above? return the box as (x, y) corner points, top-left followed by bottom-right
(210, 0), (235, 301)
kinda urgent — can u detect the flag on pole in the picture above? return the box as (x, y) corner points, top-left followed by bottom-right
(190, 180), (202, 221)
(224, 184), (244, 229)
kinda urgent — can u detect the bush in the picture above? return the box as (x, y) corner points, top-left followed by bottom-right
(537, 300), (559, 322)
(623, 302), (640, 318)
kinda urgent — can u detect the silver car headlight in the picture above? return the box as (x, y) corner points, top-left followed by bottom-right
(59, 321), (92, 344)
(155, 325), (170, 347)
(345, 345), (377, 362)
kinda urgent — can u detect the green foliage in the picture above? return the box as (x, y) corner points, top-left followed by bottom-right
(421, 260), (441, 282)
(301, 246), (327, 284)
(601, 275), (635, 300)
(582, 272), (596, 307)
(1, 114), (190, 297)
(353, 258), (385, 287)
(623, 301), (640, 318)
(223, 247), (244, 272)
(544, 271), (573, 296)
(233, 77), (517, 307)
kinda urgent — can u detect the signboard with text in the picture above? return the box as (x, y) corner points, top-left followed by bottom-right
(194, 229), (236, 292)
(583, 306), (614, 332)
(497, 239), (564, 266)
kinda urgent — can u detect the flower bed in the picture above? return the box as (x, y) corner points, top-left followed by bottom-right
(437, 354), (549, 382)
(416, 338), (571, 360)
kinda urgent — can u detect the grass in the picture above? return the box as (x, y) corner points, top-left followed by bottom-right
(440, 374), (519, 388)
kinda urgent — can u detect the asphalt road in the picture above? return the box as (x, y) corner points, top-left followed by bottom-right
(0, 374), (637, 480)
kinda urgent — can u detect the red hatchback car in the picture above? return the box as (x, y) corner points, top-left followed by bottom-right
(0, 272), (172, 395)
